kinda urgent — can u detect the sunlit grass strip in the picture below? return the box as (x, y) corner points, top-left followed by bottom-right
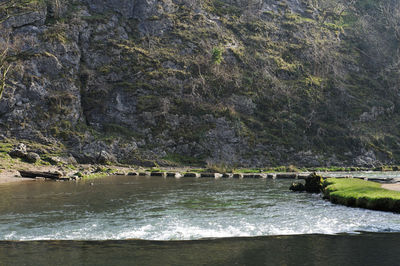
(81, 172), (110, 180)
(324, 178), (400, 213)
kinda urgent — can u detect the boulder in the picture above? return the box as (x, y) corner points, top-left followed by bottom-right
(304, 173), (323, 193)
(47, 155), (78, 165)
(289, 173), (323, 193)
(166, 172), (182, 178)
(25, 152), (40, 163)
(97, 150), (116, 164)
(183, 173), (200, 178)
(127, 172), (138, 176)
(9, 143), (27, 159)
(290, 182), (305, 192)
(276, 173), (297, 179)
(150, 172), (167, 177)
(233, 173), (244, 178)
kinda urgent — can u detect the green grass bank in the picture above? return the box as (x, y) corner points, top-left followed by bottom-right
(323, 178), (400, 213)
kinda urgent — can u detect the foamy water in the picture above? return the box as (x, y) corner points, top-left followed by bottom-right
(0, 176), (399, 240)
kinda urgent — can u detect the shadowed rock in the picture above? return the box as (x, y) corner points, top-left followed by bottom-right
(290, 182), (305, 192)
(304, 173), (323, 193)
(276, 173), (297, 179)
(184, 173), (200, 178)
(9, 143), (27, 159)
(290, 173), (323, 193)
(233, 173), (244, 179)
(25, 152), (40, 163)
(166, 172), (182, 178)
(150, 172), (167, 177)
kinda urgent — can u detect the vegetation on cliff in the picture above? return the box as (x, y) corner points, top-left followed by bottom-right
(0, 0), (400, 167)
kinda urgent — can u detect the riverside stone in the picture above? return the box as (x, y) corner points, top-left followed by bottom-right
(139, 172), (150, 176)
(25, 152), (40, 163)
(233, 173), (244, 179)
(97, 150), (116, 164)
(289, 182), (305, 192)
(200, 173), (218, 178)
(289, 173), (323, 193)
(184, 173), (200, 178)
(276, 173), (297, 179)
(150, 172), (167, 177)
(166, 172), (182, 178)
(247, 174), (267, 179)
(214, 173), (223, 179)
(297, 174), (309, 180)
(9, 143), (27, 159)
(304, 173), (323, 193)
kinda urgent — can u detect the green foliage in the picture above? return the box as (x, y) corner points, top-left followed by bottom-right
(211, 47), (223, 65)
(0, 141), (13, 154)
(147, 168), (162, 172)
(324, 178), (400, 212)
(81, 172), (109, 180)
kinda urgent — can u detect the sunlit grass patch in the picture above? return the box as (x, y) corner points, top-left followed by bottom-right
(324, 178), (400, 213)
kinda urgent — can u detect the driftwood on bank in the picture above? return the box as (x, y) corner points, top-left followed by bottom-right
(19, 170), (62, 179)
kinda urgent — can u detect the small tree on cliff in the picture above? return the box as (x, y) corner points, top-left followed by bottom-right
(0, 48), (11, 100)
(211, 47), (223, 65)
(0, 26), (19, 100)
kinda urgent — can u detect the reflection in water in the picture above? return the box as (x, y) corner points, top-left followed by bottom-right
(1, 233), (400, 266)
(0, 176), (400, 240)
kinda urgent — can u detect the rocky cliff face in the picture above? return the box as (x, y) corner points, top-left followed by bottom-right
(0, 0), (399, 167)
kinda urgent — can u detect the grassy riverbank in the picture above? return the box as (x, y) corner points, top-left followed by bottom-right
(323, 178), (400, 213)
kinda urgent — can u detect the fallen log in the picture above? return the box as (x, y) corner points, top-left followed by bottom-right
(19, 170), (62, 179)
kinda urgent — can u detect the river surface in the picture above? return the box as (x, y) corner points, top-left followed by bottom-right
(1, 175), (400, 265)
(1, 175), (400, 240)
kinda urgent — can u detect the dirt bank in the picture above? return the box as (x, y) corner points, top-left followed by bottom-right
(382, 183), (400, 192)
(0, 170), (34, 184)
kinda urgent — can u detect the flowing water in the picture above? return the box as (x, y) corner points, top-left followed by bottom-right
(1, 175), (400, 265)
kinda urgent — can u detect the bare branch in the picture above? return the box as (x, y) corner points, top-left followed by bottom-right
(0, 25), (21, 100)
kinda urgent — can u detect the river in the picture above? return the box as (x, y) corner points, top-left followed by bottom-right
(0, 174), (400, 265)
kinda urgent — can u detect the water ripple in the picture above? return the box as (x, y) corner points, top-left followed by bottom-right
(0, 176), (399, 240)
